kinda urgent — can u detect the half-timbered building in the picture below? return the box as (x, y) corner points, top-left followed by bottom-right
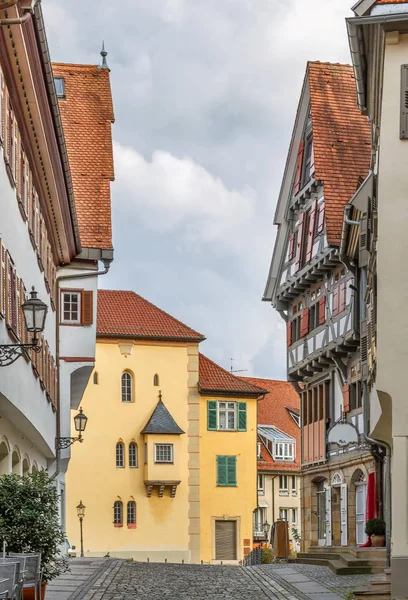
(264, 62), (377, 551)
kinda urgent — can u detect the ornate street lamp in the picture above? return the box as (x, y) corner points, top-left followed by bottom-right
(263, 520), (271, 539)
(55, 408), (88, 450)
(76, 500), (86, 558)
(0, 287), (48, 367)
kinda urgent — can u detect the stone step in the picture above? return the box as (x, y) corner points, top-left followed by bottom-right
(291, 557), (378, 575)
(352, 585), (391, 599)
(349, 548), (387, 559)
(298, 552), (385, 568)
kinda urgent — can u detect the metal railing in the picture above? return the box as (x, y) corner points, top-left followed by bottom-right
(243, 545), (263, 566)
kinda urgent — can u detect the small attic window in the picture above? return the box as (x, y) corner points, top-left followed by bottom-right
(54, 77), (65, 98)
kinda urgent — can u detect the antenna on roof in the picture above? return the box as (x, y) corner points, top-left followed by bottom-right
(100, 41), (109, 70)
(229, 358), (248, 375)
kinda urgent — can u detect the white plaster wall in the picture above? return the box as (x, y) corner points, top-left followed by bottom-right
(376, 32), (408, 558)
(0, 149), (57, 456)
(0, 414), (47, 474)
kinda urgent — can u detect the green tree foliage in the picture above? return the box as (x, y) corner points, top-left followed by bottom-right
(0, 470), (68, 582)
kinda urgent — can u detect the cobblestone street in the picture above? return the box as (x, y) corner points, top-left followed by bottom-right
(45, 559), (374, 599)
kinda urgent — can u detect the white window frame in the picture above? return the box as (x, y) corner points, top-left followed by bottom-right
(257, 442), (261, 458)
(273, 441), (295, 461)
(54, 77), (65, 98)
(253, 507), (266, 536)
(292, 508), (298, 525)
(257, 474), (265, 495)
(121, 372), (133, 403)
(61, 291), (81, 324)
(291, 475), (297, 496)
(279, 475), (289, 495)
(217, 401), (237, 431)
(154, 444), (173, 464)
(280, 508), (289, 522)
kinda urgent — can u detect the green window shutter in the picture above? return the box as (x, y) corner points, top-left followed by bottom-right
(217, 456), (227, 486)
(227, 456), (237, 486)
(238, 402), (247, 431)
(208, 401), (217, 430)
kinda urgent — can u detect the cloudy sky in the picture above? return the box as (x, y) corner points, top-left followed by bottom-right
(44, 0), (354, 378)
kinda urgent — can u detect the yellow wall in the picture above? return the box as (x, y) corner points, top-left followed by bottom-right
(66, 339), (194, 562)
(199, 394), (258, 563)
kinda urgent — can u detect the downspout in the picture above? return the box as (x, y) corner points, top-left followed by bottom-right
(0, 11), (31, 24)
(347, 19), (367, 113)
(50, 259), (112, 481)
(362, 435), (391, 567)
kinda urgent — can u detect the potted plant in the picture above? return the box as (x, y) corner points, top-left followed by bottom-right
(0, 470), (69, 599)
(365, 518), (386, 547)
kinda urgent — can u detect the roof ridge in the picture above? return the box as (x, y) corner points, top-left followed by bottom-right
(198, 354), (267, 395)
(308, 60), (353, 68)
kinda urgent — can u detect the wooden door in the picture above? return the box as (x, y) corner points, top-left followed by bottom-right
(215, 520), (237, 560)
(355, 484), (367, 546)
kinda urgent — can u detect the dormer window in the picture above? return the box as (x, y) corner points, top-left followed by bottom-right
(54, 77), (65, 98)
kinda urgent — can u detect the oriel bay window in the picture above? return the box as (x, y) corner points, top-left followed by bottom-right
(154, 444), (173, 463)
(207, 401), (247, 431)
(301, 381), (329, 466)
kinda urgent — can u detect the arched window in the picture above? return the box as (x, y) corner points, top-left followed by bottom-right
(121, 372), (133, 402)
(113, 501), (123, 526)
(11, 448), (21, 475)
(31, 461), (38, 474)
(153, 374), (159, 387)
(93, 372), (99, 385)
(22, 456), (30, 476)
(129, 443), (138, 468)
(116, 442), (124, 468)
(0, 438), (10, 476)
(127, 501), (136, 528)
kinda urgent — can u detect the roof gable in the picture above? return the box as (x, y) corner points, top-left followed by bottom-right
(52, 63), (115, 250)
(309, 62), (371, 245)
(141, 395), (185, 435)
(97, 290), (205, 342)
(199, 355), (266, 396)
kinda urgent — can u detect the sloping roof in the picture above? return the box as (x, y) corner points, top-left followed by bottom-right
(52, 63), (115, 250)
(199, 355), (267, 396)
(309, 62), (371, 245)
(242, 378), (301, 472)
(141, 398), (184, 435)
(97, 289), (205, 342)
(376, 0), (407, 3)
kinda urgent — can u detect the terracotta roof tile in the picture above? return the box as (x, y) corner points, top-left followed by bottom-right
(376, 0), (407, 3)
(52, 63), (115, 250)
(199, 355), (267, 396)
(97, 289), (205, 341)
(242, 378), (301, 472)
(308, 62), (371, 245)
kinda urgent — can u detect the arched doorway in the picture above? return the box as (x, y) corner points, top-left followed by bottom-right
(0, 439), (10, 475)
(11, 447), (21, 475)
(352, 469), (367, 546)
(331, 472), (347, 547)
(312, 477), (329, 547)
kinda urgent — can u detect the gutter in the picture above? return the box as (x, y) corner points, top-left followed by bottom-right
(50, 259), (112, 481)
(32, 1), (81, 256)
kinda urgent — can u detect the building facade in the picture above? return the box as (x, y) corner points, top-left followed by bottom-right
(66, 290), (265, 563)
(264, 62), (377, 552)
(346, 0), (408, 595)
(0, 0), (114, 528)
(245, 379), (301, 548)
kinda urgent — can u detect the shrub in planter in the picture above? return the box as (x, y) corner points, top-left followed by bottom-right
(0, 470), (69, 583)
(261, 548), (274, 564)
(365, 518), (386, 547)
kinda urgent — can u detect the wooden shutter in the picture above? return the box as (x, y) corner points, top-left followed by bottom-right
(339, 281), (346, 313)
(215, 521), (237, 560)
(359, 215), (369, 267)
(300, 308), (309, 338)
(343, 384), (350, 413)
(0, 240), (5, 318)
(293, 140), (304, 195)
(332, 285), (339, 317)
(288, 233), (295, 261)
(207, 401), (217, 430)
(294, 212), (305, 272)
(287, 320), (292, 347)
(15, 276), (21, 340)
(306, 200), (317, 262)
(81, 290), (93, 325)
(317, 201), (325, 233)
(227, 456), (237, 486)
(309, 142), (315, 177)
(217, 456), (227, 486)
(0, 70), (4, 144)
(6, 100), (11, 163)
(238, 403), (247, 431)
(318, 296), (326, 325)
(20, 279), (27, 344)
(400, 64), (408, 139)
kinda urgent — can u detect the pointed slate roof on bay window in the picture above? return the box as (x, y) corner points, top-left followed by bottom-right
(141, 394), (185, 435)
(308, 62), (371, 245)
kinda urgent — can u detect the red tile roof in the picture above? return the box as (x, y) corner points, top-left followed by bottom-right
(52, 63), (115, 250)
(309, 62), (371, 245)
(376, 0), (407, 3)
(199, 355), (267, 396)
(97, 290), (205, 342)
(242, 378), (301, 472)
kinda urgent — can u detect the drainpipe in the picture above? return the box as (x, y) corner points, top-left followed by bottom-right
(0, 0), (36, 25)
(50, 259), (112, 481)
(362, 434), (391, 567)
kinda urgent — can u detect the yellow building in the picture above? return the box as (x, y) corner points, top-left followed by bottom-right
(66, 289), (265, 563)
